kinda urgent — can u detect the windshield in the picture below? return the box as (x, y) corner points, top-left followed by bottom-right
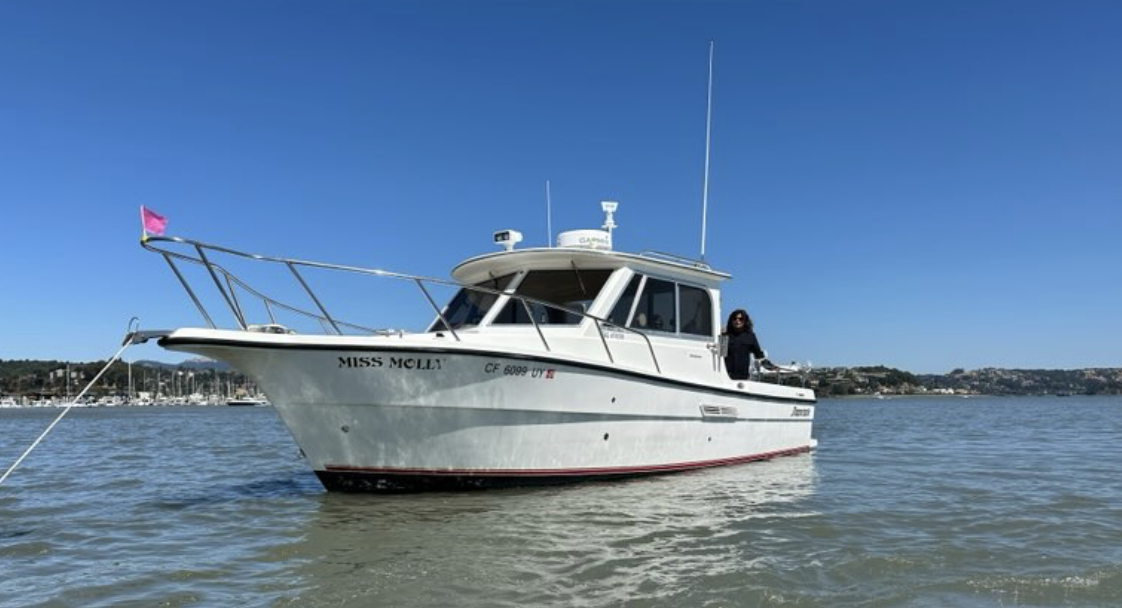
(492, 268), (614, 325)
(430, 274), (516, 331)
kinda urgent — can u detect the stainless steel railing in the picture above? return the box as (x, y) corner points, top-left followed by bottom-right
(141, 235), (662, 374)
(637, 250), (712, 270)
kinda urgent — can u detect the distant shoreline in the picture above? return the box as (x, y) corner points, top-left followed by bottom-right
(817, 392), (1111, 400)
(0, 402), (271, 410)
(3, 359), (1121, 401)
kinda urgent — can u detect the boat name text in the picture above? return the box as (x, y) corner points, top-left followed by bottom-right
(337, 356), (444, 371)
(790, 406), (812, 418)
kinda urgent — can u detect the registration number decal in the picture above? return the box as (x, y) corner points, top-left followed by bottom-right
(485, 362), (555, 379)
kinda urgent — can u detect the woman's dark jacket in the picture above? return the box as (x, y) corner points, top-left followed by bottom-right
(724, 329), (765, 380)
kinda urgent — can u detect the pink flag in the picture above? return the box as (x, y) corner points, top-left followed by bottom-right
(140, 206), (167, 236)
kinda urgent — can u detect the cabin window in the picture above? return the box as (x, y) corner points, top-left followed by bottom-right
(629, 278), (676, 332)
(492, 268), (613, 325)
(607, 274), (642, 327)
(432, 273), (516, 330)
(678, 284), (713, 337)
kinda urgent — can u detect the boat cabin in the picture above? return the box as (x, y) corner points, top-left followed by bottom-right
(434, 247), (728, 343)
(417, 209), (744, 384)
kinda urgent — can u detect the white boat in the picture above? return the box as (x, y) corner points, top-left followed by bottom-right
(137, 203), (816, 491)
(226, 397), (269, 407)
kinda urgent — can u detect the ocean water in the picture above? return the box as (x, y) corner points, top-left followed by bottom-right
(1, 396), (1120, 607)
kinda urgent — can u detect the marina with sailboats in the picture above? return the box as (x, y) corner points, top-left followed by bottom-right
(0, 359), (268, 408)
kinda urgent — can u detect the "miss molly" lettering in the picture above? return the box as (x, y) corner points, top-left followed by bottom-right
(338, 356), (444, 371)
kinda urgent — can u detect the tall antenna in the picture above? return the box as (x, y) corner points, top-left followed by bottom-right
(700, 40), (714, 260)
(545, 180), (553, 248)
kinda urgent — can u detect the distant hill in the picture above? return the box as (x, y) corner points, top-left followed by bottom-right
(805, 366), (1122, 397)
(0, 357), (248, 398)
(133, 358), (231, 371)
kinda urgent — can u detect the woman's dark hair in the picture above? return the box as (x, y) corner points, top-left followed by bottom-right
(725, 309), (753, 334)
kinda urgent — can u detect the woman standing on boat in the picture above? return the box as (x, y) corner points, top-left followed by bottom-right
(724, 309), (765, 380)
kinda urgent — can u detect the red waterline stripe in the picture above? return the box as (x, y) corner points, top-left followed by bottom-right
(323, 445), (812, 478)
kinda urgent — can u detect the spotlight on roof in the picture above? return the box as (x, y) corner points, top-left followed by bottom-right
(493, 229), (523, 252)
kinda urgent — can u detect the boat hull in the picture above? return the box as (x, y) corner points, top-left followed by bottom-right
(162, 336), (816, 491)
(314, 445), (813, 491)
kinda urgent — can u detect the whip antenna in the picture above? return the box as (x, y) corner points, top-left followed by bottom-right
(700, 40), (714, 260)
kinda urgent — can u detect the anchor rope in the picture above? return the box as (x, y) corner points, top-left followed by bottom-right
(0, 334), (137, 488)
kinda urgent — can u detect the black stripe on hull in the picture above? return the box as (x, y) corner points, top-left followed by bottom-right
(160, 336), (816, 405)
(314, 446), (812, 493)
(314, 469), (638, 492)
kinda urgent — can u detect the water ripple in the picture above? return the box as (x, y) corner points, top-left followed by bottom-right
(2, 397), (1121, 607)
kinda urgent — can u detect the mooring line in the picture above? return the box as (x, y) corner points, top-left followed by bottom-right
(0, 328), (139, 489)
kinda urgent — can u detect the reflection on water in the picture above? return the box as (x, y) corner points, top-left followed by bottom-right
(276, 455), (817, 607)
(3, 398), (1122, 607)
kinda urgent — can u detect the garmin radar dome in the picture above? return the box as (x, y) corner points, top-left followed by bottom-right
(555, 200), (619, 251)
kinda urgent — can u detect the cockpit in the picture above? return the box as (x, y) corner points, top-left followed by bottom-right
(431, 262), (717, 340)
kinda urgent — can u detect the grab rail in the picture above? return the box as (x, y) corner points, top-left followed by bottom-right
(141, 235), (662, 374)
(638, 250), (711, 269)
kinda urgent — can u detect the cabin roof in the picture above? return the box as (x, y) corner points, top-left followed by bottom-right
(451, 247), (731, 284)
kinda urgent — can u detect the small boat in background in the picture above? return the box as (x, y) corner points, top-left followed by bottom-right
(227, 397), (269, 407)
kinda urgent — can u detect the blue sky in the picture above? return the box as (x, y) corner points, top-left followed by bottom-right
(1, 1), (1119, 373)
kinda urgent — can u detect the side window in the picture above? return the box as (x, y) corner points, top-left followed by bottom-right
(629, 278), (676, 332)
(678, 285), (713, 337)
(607, 274), (642, 327)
